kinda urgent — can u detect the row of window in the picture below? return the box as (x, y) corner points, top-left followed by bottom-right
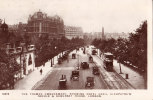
(31, 27), (57, 33)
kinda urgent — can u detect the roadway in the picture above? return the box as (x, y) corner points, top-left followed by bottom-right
(33, 47), (134, 90)
(33, 49), (108, 90)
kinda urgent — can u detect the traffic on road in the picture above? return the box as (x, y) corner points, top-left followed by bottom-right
(33, 46), (134, 90)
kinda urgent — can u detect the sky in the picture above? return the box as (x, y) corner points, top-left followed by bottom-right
(0, 0), (149, 33)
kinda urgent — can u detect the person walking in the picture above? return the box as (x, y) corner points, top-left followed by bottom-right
(40, 68), (43, 75)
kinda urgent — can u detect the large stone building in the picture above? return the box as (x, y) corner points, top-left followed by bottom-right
(26, 10), (64, 39)
(64, 26), (83, 39)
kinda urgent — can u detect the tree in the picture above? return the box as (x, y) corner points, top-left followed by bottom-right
(0, 49), (20, 89)
(92, 20), (147, 74)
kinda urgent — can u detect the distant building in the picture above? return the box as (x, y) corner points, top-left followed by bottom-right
(8, 22), (27, 37)
(88, 27), (105, 40)
(105, 32), (129, 39)
(0, 19), (2, 26)
(0, 20), (9, 43)
(26, 10), (64, 39)
(92, 32), (103, 39)
(64, 26), (83, 39)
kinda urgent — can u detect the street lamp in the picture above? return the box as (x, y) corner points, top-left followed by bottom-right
(53, 46), (57, 65)
(51, 46), (57, 67)
(77, 54), (80, 69)
(117, 57), (123, 74)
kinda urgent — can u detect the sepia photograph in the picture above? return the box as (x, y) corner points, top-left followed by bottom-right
(0, 0), (152, 99)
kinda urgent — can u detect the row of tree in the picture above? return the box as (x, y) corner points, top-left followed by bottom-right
(35, 35), (85, 67)
(92, 21), (147, 73)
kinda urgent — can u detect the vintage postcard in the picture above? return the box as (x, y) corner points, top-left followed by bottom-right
(0, 0), (152, 100)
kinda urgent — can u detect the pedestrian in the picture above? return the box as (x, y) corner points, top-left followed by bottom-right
(40, 68), (43, 75)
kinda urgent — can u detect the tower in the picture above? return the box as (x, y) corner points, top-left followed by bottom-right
(1, 19), (8, 33)
(102, 27), (105, 40)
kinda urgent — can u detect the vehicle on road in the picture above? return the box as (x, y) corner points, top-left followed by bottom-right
(81, 62), (89, 69)
(103, 52), (113, 71)
(92, 66), (100, 75)
(58, 57), (62, 64)
(72, 53), (76, 59)
(85, 77), (95, 88)
(92, 49), (97, 55)
(83, 50), (85, 54)
(70, 70), (79, 81)
(58, 75), (67, 89)
(89, 56), (93, 63)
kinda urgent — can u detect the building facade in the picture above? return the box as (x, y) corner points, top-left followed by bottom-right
(64, 26), (83, 39)
(26, 10), (64, 39)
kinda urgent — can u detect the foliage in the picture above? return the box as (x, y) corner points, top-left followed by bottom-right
(0, 49), (20, 85)
(92, 21), (147, 73)
(35, 36), (85, 67)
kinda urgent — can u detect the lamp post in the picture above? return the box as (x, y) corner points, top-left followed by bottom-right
(53, 46), (57, 65)
(77, 54), (80, 69)
(51, 46), (57, 67)
(118, 57), (123, 74)
(51, 58), (53, 67)
(20, 46), (24, 78)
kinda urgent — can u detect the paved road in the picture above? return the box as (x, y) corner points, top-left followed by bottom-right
(33, 50), (108, 90)
(33, 47), (134, 90)
(86, 46), (134, 89)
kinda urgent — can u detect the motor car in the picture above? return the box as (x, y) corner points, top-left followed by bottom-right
(85, 77), (95, 88)
(81, 62), (89, 69)
(89, 56), (93, 63)
(92, 67), (100, 75)
(70, 70), (79, 81)
(58, 58), (62, 64)
(92, 50), (97, 55)
(72, 53), (76, 59)
(58, 75), (67, 89)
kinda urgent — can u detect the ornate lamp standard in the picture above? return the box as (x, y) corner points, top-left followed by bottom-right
(50, 46), (57, 67)
(53, 46), (57, 65)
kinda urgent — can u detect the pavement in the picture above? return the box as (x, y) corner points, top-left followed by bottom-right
(14, 53), (60, 90)
(113, 60), (145, 89)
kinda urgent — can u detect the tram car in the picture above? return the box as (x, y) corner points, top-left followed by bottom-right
(103, 52), (113, 71)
